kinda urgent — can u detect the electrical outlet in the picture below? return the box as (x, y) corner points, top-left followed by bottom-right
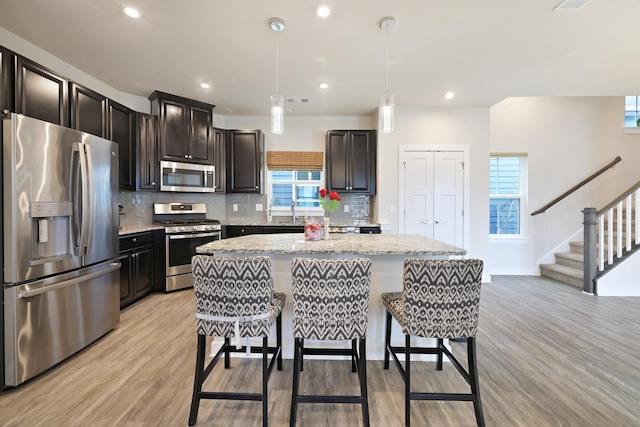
(344, 204), (349, 213)
(233, 204), (238, 212)
(256, 203), (263, 211)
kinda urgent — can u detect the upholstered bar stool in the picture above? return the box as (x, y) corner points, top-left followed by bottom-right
(189, 255), (285, 427)
(382, 258), (485, 427)
(290, 257), (372, 427)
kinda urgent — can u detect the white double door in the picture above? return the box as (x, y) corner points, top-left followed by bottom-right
(400, 148), (465, 247)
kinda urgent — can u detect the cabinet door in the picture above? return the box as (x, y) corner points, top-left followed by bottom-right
(349, 130), (376, 194)
(108, 100), (136, 190)
(119, 251), (134, 308)
(213, 127), (226, 193)
(159, 99), (189, 162)
(326, 130), (350, 192)
(15, 56), (68, 126)
(70, 83), (107, 137)
(133, 246), (153, 297)
(225, 225), (262, 238)
(0, 47), (14, 113)
(226, 130), (262, 193)
(137, 113), (157, 190)
(189, 106), (213, 164)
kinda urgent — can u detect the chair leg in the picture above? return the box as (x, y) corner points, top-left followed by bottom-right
(436, 338), (444, 371)
(290, 338), (301, 427)
(263, 336), (269, 427)
(351, 339), (357, 372)
(359, 338), (370, 427)
(224, 337), (231, 369)
(300, 338), (304, 372)
(405, 334), (411, 427)
(468, 337), (485, 427)
(383, 310), (392, 369)
(277, 311), (283, 371)
(188, 334), (206, 426)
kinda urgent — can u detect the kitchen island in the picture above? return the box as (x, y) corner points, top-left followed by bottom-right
(196, 233), (467, 360)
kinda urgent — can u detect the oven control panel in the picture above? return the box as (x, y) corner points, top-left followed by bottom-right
(165, 224), (222, 234)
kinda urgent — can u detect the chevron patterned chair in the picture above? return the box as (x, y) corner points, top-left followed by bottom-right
(189, 255), (286, 427)
(382, 258), (485, 427)
(290, 257), (372, 427)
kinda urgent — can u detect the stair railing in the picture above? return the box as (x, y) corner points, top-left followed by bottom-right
(583, 179), (640, 294)
(532, 156), (621, 216)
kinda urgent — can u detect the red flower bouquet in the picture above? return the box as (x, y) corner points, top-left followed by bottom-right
(318, 188), (341, 216)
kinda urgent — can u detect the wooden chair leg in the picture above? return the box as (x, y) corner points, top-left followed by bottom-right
(468, 337), (485, 427)
(224, 337), (231, 369)
(188, 334), (206, 426)
(351, 339), (357, 372)
(300, 338), (304, 372)
(405, 334), (411, 427)
(290, 338), (301, 427)
(359, 338), (370, 427)
(263, 336), (269, 427)
(384, 310), (392, 369)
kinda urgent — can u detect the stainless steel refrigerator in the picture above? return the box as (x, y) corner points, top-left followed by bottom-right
(2, 113), (121, 388)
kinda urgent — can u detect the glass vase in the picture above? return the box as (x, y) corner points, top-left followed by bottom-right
(323, 217), (330, 240)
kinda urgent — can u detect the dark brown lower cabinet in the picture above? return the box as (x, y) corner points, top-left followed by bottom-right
(119, 233), (154, 309)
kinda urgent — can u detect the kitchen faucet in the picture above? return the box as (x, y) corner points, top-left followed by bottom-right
(291, 201), (297, 222)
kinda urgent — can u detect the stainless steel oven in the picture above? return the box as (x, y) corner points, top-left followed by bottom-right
(160, 160), (215, 193)
(153, 203), (221, 291)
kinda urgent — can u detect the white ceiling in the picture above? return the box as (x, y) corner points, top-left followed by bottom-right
(1, 0), (639, 117)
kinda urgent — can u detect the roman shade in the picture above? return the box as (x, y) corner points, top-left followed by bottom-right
(266, 151), (323, 171)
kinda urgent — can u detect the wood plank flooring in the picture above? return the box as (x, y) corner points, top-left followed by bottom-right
(1, 275), (640, 426)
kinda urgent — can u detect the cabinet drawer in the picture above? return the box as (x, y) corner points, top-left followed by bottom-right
(359, 226), (381, 234)
(119, 232), (153, 251)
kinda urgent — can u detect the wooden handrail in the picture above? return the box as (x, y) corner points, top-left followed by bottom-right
(531, 156), (622, 216)
(596, 178), (640, 215)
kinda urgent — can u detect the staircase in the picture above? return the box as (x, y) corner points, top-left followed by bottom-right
(540, 207), (636, 289)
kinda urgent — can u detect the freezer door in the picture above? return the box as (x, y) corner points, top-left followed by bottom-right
(2, 114), (118, 284)
(3, 260), (120, 387)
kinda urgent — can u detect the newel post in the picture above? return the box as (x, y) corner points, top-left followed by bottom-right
(583, 208), (598, 294)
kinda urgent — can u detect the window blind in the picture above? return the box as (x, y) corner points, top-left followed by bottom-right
(266, 151), (323, 171)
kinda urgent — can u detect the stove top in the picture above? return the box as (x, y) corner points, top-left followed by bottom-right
(153, 218), (221, 226)
(153, 202), (221, 233)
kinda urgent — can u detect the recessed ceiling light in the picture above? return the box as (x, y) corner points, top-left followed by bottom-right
(317, 6), (331, 17)
(319, 83), (328, 89)
(444, 92), (455, 100)
(200, 83), (210, 89)
(123, 7), (140, 18)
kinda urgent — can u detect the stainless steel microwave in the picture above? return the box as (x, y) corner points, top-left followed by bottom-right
(160, 160), (215, 193)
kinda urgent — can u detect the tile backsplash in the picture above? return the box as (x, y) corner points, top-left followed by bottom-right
(119, 192), (372, 225)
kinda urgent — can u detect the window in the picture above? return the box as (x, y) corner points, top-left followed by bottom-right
(268, 170), (324, 214)
(490, 155), (527, 236)
(625, 96), (640, 127)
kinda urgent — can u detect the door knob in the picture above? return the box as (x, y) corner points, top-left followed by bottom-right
(421, 220), (433, 225)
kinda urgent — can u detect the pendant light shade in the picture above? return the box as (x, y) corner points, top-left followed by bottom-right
(269, 18), (285, 134)
(379, 17), (396, 133)
(271, 94), (284, 134)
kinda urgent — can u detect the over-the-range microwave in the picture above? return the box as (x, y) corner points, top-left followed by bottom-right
(160, 160), (215, 193)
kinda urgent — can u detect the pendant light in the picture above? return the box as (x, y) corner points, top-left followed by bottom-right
(269, 18), (285, 134)
(379, 17), (396, 133)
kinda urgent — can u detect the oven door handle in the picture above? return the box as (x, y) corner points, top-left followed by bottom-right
(169, 232), (220, 240)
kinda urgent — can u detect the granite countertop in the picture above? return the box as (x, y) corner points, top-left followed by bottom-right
(118, 224), (164, 236)
(196, 233), (466, 256)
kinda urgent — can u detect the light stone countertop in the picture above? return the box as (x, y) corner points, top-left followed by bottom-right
(118, 224), (164, 236)
(196, 233), (466, 256)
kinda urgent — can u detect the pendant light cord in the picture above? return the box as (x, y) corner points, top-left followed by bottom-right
(276, 33), (279, 94)
(385, 25), (389, 97)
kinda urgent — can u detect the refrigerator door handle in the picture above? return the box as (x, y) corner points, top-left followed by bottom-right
(17, 262), (121, 299)
(72, 142), (94, 257)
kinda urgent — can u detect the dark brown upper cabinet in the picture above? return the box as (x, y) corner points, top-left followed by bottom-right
(0, 46), (14, 113)
(70, 82), (107, 138)
(149, 91), (215, 165)
(15, 56), (68, 126)
(136, 112), (158, 191)
(226, 129), (263, 194)
(213, 127), (226, 193)
(326, 130), (377, 195)
(107, 100), (136, 190)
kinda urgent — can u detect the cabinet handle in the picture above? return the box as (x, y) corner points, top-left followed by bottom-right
(184, 154), (189, 158)
(132, 237), (137, 242)
(151, 182), (156, 185)
(255, 185), (258, 189)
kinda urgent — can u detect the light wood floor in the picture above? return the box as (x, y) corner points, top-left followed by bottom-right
(2, 275), (640, 426)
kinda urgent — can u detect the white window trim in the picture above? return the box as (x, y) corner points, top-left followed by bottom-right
(490, 155), (528, 238)
(266, 170), (325, 217)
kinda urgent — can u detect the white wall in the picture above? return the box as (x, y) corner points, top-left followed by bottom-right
(0, 27), (150, 113)
(376, 107), (491, 264)
(489, 96), (640, 275)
